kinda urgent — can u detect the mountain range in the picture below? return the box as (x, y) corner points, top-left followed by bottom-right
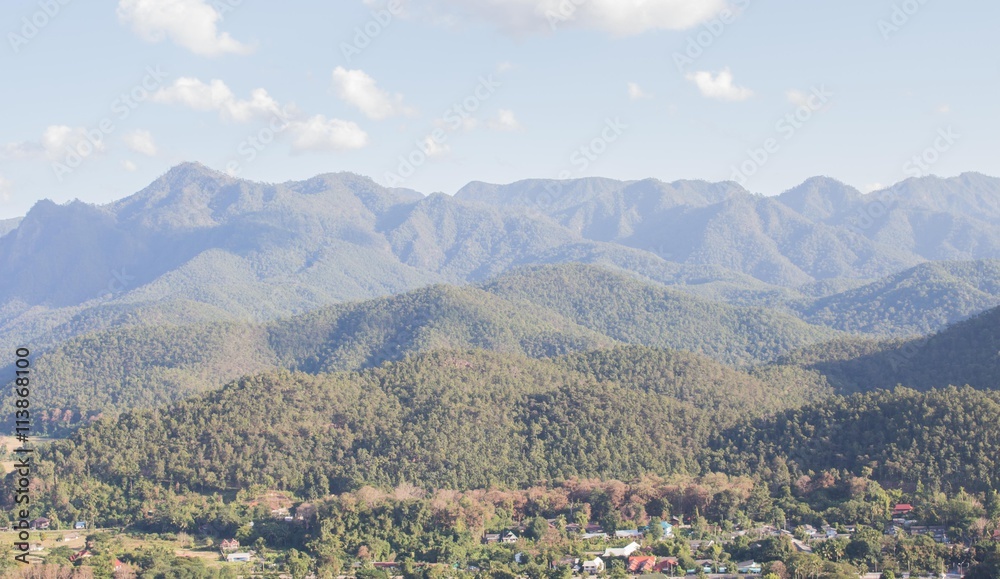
(4, 164), (1000, 358)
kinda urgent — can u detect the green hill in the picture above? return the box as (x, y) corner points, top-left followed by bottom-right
(780, 305), (1000, 393)
(16, 265), (841, 432)
(709, 386), (1000, 492)
(481, 264), (839, 367)
(35, 349), (779, 524)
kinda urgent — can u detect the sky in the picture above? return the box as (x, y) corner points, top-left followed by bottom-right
(1, 0), (998, 218)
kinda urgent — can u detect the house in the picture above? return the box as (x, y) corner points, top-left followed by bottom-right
(615, 529), (644, 539)
(30, 517), (50, 530)
(892, 504), (915, 517)
(74, 521), (87, 530)
(112, 559), (126, 572)
(627, 556), (657, 574)
(226, 552), (252, 563)
(582, 557), (605, 574)
(992, 529), (1000, 541)
(220, 539), (240, 552)
(696, 559), (715, 574)
(801, 524), (818, 537)
(552, 557), (580, 571)
(660, 521), (674, 538)
(654, 557), (679, 574)
(501, 531), (518, 544)
(514, 552), (528, 564)
(29, 543), (43, 552)
(373, 562), (401, 570)
(69, 549), (92, 562)
(584, 523), (605, 534)
(737, 560), (763, 574)
(821, 525), (837, 538)
(910, 526), (948, 543)
(603, 541), (640, 558)
(483, 533), (501, 544)
(580, 532), (609, 540)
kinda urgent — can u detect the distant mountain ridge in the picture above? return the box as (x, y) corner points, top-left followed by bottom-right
(3, 164), (1000, 355)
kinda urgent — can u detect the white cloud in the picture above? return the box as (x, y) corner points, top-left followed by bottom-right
(937, 104), (951, 114)
(488, 109), (522, 131)
(3, 125), (109, 161)
(123, 130), (158, 156)
(288, 115), (369, 152)
(122, 160), (139, 172)
(421, 135), (451, 159)
(331, 67), (413, 121)
(786, 89), (810, 107)
(685, 68), (753, 102)
(404, 0), (730, 35)
(151, 77), (368, 154)
(152, 78), (284, 122)
(628, 82), (652, 100)
(117, 0), (252, 56)
(864, 183), (885, 193)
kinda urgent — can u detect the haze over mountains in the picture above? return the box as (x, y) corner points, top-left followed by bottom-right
(1, 162), (998, 438)
(3, 164), (1000, 356)
(6, 163), (1000, 546)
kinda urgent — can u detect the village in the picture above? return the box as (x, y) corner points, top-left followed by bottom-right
(5, 501), (996, 578)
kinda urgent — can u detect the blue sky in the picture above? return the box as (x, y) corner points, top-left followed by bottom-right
(1, 0), (997, 218)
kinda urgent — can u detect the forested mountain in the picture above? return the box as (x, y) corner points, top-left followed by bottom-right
(480, 264), (837, 366)
(4, 165), (1000, 356)
(710, 386), (1000, 492)
(458, 173), (1000, 286)
(795, 259), (1000, 335)
(15, 265), (839, 432)
(782, 305), (1000, 393)
(29, 348), (827, 522)
(23, 351), (1000, 529)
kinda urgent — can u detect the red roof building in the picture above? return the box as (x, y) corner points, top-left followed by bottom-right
(892, 504), (915, 516)
(628, 556), (657, 574)
(654, 557), (680, 573)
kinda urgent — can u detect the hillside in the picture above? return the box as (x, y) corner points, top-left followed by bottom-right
(796, 259), (1000, 335)
(710, 386), (1000, 492)
(481, 264), (839, 367)
(781, 305), (1000, 393)
(33, 350), (741, 522)
(6, 166), (1000, 356)
(15, 265), (841, 432)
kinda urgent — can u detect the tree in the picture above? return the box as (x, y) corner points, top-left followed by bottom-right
(646, 517), (664, 541)
(287, 548), (314, 579)
(528, 516), (550, 541)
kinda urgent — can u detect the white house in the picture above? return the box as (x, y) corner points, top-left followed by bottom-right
(603, 541), (640, 558)
(226, 553), (252, 563)
(582, 557), (605, 574)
